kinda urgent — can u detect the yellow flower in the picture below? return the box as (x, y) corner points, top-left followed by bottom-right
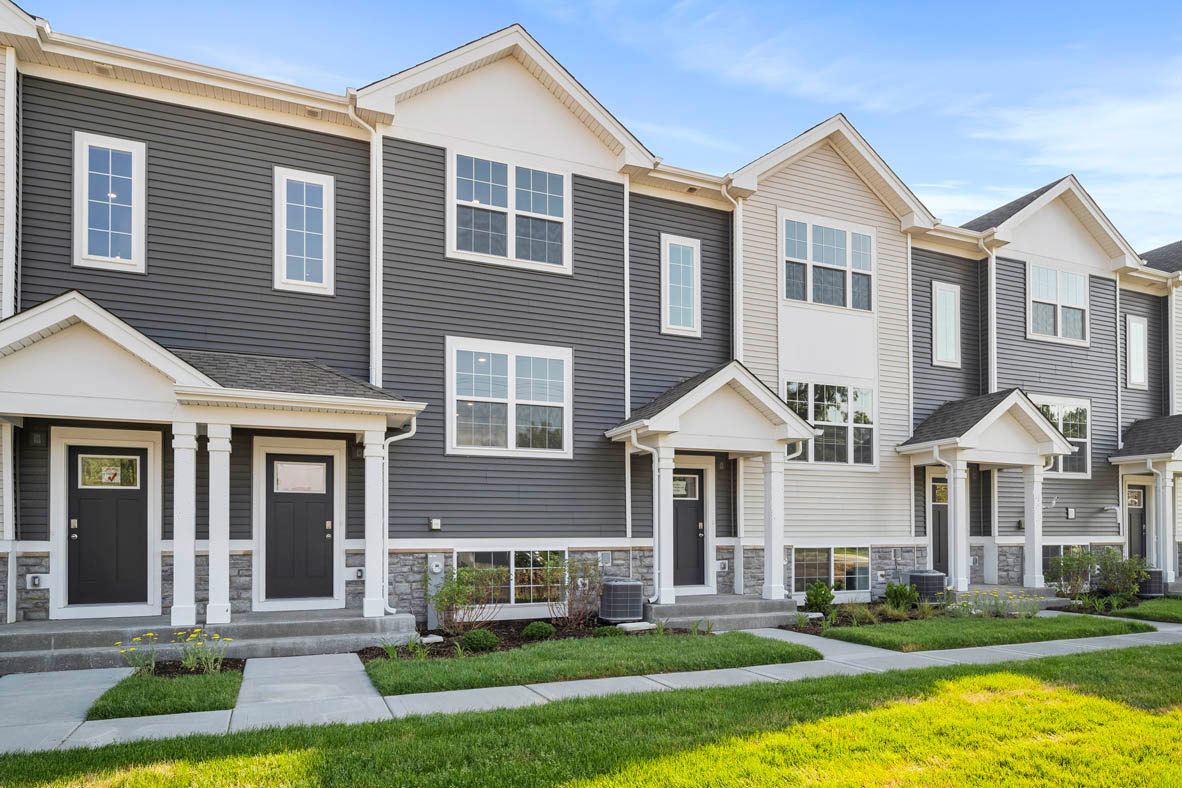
(129, 647), (136, 651)
(212, 634), (220, 639)
(120, 649), (126, 654)
(114, 641), (122, 646)
(132, 636), (141, 642)
(223, 637), (233, 642)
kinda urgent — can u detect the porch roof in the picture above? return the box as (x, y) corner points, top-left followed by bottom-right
(1109, 414), (1182, 462)
(171, 349), (401, 401)
(901, 389), (1023, 447)
(898, 387), (1074, 460)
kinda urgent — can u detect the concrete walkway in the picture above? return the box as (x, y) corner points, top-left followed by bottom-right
(3, 614), (1181, 754)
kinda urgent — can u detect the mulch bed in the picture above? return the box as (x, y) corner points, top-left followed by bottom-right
(781, 606), (926, 636)
(149, 658), (246, 678)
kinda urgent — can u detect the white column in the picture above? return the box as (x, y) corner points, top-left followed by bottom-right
(1159, 474), (1175, 582)
(733, 456), (744, 594)
(1023, 464), (1045, 588)
(362, 431), (387, 617)
(949, 460), (971, 591)
(762, 451), (786, 600)
(1147, 476), (1160, 569)
(205, 424), (231, 624)
(656, 445), (677, 605)
(170, 423), (198, 626)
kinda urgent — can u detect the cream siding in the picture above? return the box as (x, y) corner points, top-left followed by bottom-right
(0, 46), (6, 310)
(1174, 292), (1182, 415)
(740, 141), (913, 544)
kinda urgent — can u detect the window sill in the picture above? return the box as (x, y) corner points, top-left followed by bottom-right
(787, 461), (880, 471)
(74, 256), (145, 275)
(781, 298), (874, 317)
(446, 446), (573, 460)
(931, 359), (962, 369)
(447, 248), (572, 276)
(1025, 332), (1089, 349)
(274, 280), (336, 297)
(1045, 472), (1091, 481)
(660, 325), (702, 339)
(1125, 383), (1149, 392)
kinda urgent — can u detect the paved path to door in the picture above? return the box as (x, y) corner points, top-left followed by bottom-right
(3, 612), (1181, 754)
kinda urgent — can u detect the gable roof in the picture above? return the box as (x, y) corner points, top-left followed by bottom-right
(1110, 415), (1182, 461)
(729, 114), (937, 230)
(960, 178), (1066, 232)
(1141, 240), (1182, 273)
(171, 349), (401, 401)
(356, 24), (655, 169)
(899, 388), (1072, 456)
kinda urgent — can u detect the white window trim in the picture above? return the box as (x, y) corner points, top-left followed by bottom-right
(1033, 395), (1091, 479)
(782, 377), (878, 469)
(1126, 314), (1149, 390)
(273, 166), (335, 296)
(452, 546), (569, 617)
(931, 280), (962, 368)
(791, 545), (872, 596)
(1026, 262), (1089, 347)
(72, 131), (146, 274)
(777, 208), (876, 314)
(445, 335), (574, 459)
(445, 148), (573, 275)
(660, 232), (702, 338)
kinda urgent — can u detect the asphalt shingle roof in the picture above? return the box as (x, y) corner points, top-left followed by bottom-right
(901, 388), (1024, 446)
(960, 178), (1066, 232)
(1141, 240), (1182, 274)
(1111, 415), (1182, 459)
(171, 349), (401, 400)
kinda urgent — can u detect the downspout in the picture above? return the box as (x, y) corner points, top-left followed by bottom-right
(346, 95), (384, 388)
(979, 237), (997, 393)
(1, 47), (16, 319)
(720, 182), (743, 362)
(932, 445), (955, 582)
(380, 418), (417, 615)
(1116, 275), (1122, 448)
(630, 429), (661, 603)
(3, 422), (14, 624)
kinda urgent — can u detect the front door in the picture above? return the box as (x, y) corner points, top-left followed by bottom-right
(931, 476), (949, 577)
(266, 454), (334, 599)
(1127, 485), (1147, 559)
(673, 470), (705, 586)
(68, 446), (149, 605)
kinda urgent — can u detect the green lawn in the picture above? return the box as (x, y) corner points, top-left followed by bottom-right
(1112, 596), (1182, 624)
(366, 632), (821, 695)
(3, 644), (1181, 787)
(86, 671), (243, 720)
(820, 614), (1154, 652)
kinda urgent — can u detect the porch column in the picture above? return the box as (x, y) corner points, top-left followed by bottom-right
(171, 422), (198, 626)
(949, 460), (970, 591)
(656, 445), (677, 604)
(362, 431), (387, 617)
(1147, 477), (1160, 569)
(205, 424), (232, 624)
(762, 451), (785, 600)
(1022, 464), (1045, 588)
(1159, 474), (1176, 582)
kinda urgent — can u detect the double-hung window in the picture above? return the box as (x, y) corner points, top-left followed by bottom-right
(781, 210), (873, 312)
(931, 281), (961, 367)
(73, 132), (146, 273)
(1029, 264), (1088, 343)
(273, 167), (335, 295)
(446, 337), (573, 458)
(792, 547), (870, 593)
(1035, 396), (1090, 477)
(1126, 315), (1148, 390)
(784, 381), (875, 465)
(661, 233), (702, 337)
(451, 153), (571, 273)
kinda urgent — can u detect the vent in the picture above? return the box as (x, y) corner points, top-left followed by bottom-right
(93, 63), (115, 77)
(599, 576), (643, 622)
(686, 186), (699, 193)
(304, 106), (323, 119)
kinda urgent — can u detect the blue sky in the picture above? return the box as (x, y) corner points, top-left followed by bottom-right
(40, 0), (1182, 250)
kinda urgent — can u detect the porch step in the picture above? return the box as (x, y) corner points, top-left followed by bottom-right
(646, 594), (798, 633)
(1167, 582), (1182, 596)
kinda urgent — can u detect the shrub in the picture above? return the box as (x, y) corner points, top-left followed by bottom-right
(1093, 548), (1148, 598)
(540, 555), (605, 630)
(1044, 550), (1096, 600)
(916, 600), (937, 619)
(847, 603), (876, 626)
(884, 582), (919, 611)
(593, 625), (625, 637)
(458, 628), (500, 653)
(804, 581), (834, 616)
(116, 632), (160, 676)
(878, 604), (912, 621)
(521, 620), (556, 641)
(430, 565), (512, 635)
(177, 629), (228, 674)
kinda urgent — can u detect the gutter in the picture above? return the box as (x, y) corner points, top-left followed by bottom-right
(629, 429), (662, 604)
(719, 181), (743, 362)
(379, 418), (418, 615)
(346, 92), (385, 389)
(979, 236), (998, 392)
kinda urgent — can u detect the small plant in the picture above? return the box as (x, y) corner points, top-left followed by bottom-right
(380, 640), (400, 660)
(691, 618), (714, 635)
(453, 642), (466, 659)
(403, 638), (431, 660)
(804, 581), (835, 616)
(916, 600), (936, 619)
(1044, 550), (1096, 601)
(847, 603), (876, 626)
(654, 619), (670, 636)
(702, 620), (715, 636)
(117, 632), (159, 676)
(979, 590), (1010, 619)
(794, 612), (809, 629)
(541, 554), (605, 630)
(878, 604), (911, 622)
(458, 628), (500, 653)
(176, 629), (228, 674)
(1011, 593), (1042, 619)
(593, 625), (625, 638)
(884, 582), (920, 611)
(1094, 548), (1149, 598)
(430, 565), (512, 635)
(521, 620), (556, 641)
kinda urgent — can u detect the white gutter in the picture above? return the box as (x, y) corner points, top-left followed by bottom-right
(2, 422), (14, 624)
(980, 237), (998, 392)
(1116, 274), (1122, 448)
(623, 174), (631, 413)
(720, 181), (743, 362)
(1, 48), (16, 319)
(380, 418), (418, 615)
(346, 94), (385, 389)
(906, 233), (914, 430)
(629, 429), (662, 603)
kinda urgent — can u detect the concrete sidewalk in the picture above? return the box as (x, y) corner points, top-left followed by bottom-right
(3, 615), (1180, 754)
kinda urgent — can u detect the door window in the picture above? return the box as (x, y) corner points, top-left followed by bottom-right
(273, 461), (327, 494)
(78, 455), (140, 489)
(673, 474), (700, 500)
(1126, 488), (1144, 509)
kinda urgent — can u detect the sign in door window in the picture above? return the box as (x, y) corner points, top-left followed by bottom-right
(274, 461), (327, 494)
(1126, 488), (1144, 509)
(673, 474), (699, 500)
(78, 455), (140, 489)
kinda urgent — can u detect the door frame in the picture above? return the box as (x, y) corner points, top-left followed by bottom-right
(252, 435), (347, 611)
(1122, 474), (1154, 559)
(924, 466), (950, 574)
(670, 454), (716, 595)
(49, 426), (162, 619)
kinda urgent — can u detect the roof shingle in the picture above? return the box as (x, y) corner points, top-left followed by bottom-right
(901, 388), (1023, 446)
(960, 178), (1066, 232)
(1111, 415), (1182, 459)
(1140, 240), (1182, 273)
(171, 348), (401, 401)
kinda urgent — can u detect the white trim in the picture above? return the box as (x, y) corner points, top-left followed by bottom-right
(781, 378), (878, 468)
(789, 544), (873, 596)
(1026, 261), (1090, 347)
(1031, 394), (1092, 480)
(778, 208), (876, 313)
(49, 427), (162, 619)
(926, 466), (949, 570)
(444, 335), (574, 459)
(444, 147), (574, 275)
(672, 454), (716, 593)
(450, 546), (569, 609)
(660, 232), (702, 337)
(931, 280), (962, 368)
(251, 435), (347, 611)
(1, 47), (15, 319)
(1126, 314), (1149, 391)
(72, 131), (146, 274)
(272, 166), (335, 296)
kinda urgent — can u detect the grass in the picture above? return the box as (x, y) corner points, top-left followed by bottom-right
(86, 671), (243, 720)
(1111, 596), (1182, 624)
(366, 631), (821, 694)
(2, 644), (1181, 787)
(820, 613), (1154, 652)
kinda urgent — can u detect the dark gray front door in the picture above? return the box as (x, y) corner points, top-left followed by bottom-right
(1127, 485), (1147, 559)
(266, 454), (334, 599)
(68, 446), (149, 605)
(931, 476), (949, 577)
(673, 470), (705, 586)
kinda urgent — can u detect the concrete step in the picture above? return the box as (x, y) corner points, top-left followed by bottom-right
(659, 612), (801, 632)
(647, 594), (797, 620)
(1166, 582), (1182, 596)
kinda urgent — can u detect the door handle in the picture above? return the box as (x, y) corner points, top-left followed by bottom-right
(70, 533), (79, 541)
(698, 521), (704, 538)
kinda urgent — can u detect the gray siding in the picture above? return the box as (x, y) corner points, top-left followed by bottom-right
(628, 192), (731, 410)
(969, 464), (992, 537)
(911, 248), (982, 427)
(994, 257), (1120, 538)
(1119, 289), (1168, 430)
(978, 257), (990, 394)
(628, 452), (732, 540)
(381, 138), (627, 539)
(913, 466), (926, 537)
(18, 77), (371, 377)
